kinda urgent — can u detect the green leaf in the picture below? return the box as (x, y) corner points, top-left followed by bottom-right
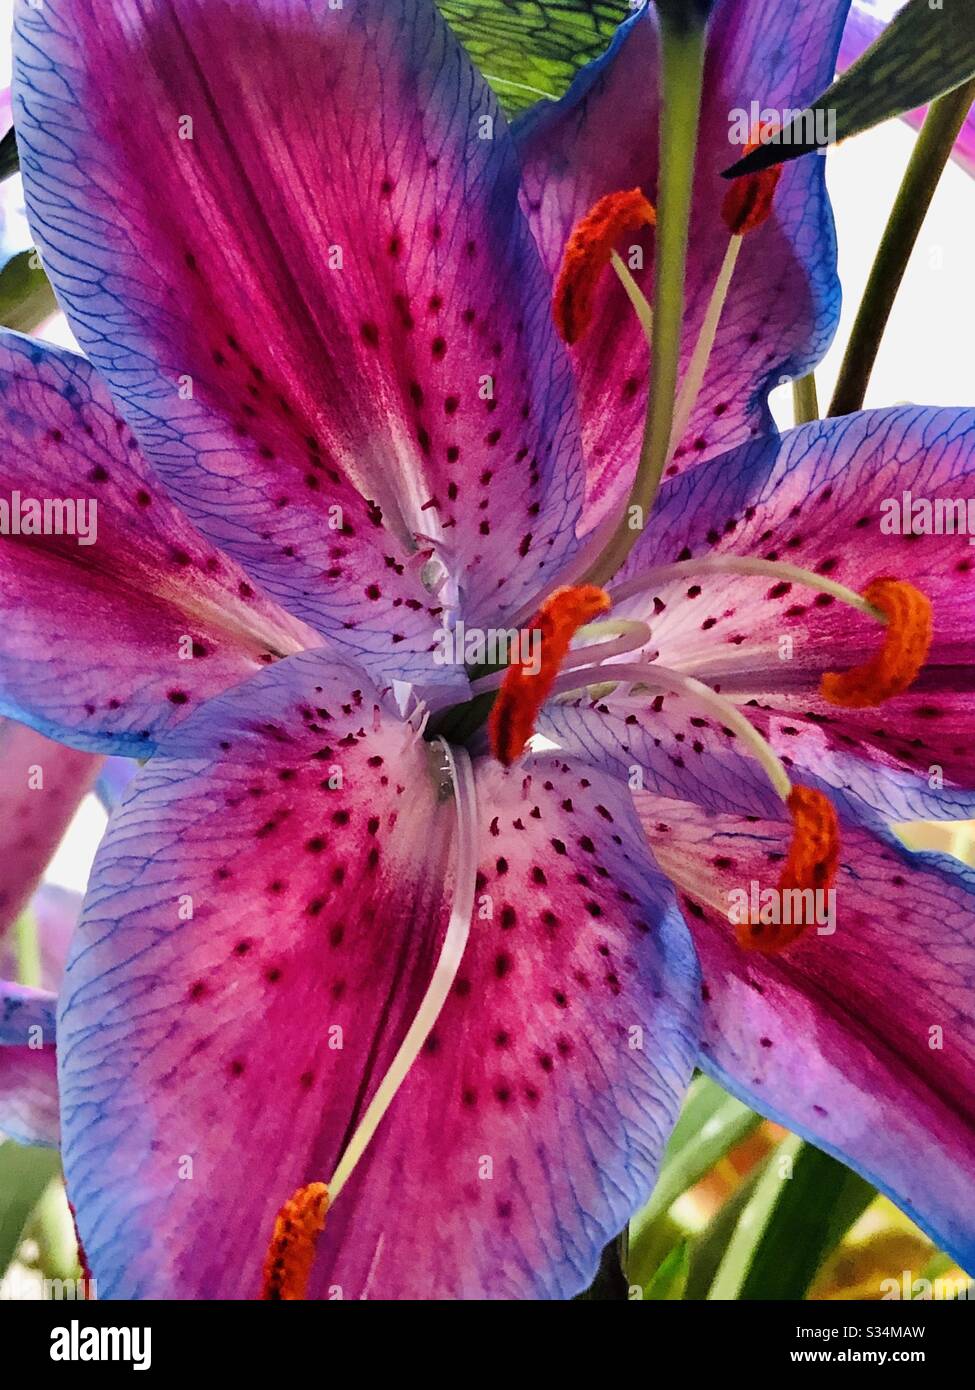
(0, 249), (57, 333)
(642, 1238), (690, 1300)
(724, 0), (975, 177)
(708, 1136), (875, 1300)
(633, 1076), (761, 1229)
(0, 1140), (61, 1274)
(437, 1), (624, 112)
(0, 127), (18, 183)
(684, 1162), (766, 1301)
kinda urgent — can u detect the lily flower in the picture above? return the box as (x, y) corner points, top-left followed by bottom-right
(2, 0), (974, 1300)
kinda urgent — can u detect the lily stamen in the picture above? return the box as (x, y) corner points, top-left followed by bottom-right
(610, 555), (888, 623)
(328, 740), (478, 1203)
(552, 188), (656, 346)
(547, 659), (840, 953)
(668, 233), (742, 453)
(550, 660), (792, 800)
(488, 585), (611, 765)
(260, 1182), (330, 1300)
(821, 577), (933, 707)
(471, 618), (652, 695)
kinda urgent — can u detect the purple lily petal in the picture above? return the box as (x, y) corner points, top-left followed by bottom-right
(634, 788), (975, 1273)
(93, 757), (137, 814)
(549, 408), (975, 823)
(0, 716), (99, 937)
(0, 331), (315, 753)
(0, 977), (58, 1145)
(25, 883), (81, 992)
(14, 0), (585, 657)
(514, 0), (847, 533)
(1, 979), (57, 1045)
(58, 649), (697, 1298)
(839, 1), (975, 177)
(0, 1042), (58, 1145)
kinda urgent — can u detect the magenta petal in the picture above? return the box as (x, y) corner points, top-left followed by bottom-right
(840, 2), (975, 178)
(636, 790), (975, 1273)
(0, 332), (314, 752)
(15, 0), (584, 652)
(514, 0), (847, 532)
(59, 650), (697, 1299)
(605, 407), (975, 821)
(0, 717), (99, 937)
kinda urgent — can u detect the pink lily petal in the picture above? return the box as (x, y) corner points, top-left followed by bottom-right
(840, 1), (975, 177)
(14, 0), (585, 655)
(58, 649), (697, 1298)
(0, 331), (315, 753)
(607, 407), (975, 821)
(514, 0), (847, 533)
(0, 716), (99, 937)
(635, 789), (975, 1273)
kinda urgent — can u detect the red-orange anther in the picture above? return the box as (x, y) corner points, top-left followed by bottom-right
(260, 1182), (330, 1300)
(553, 188), (656, 344)
(721, 123), (783, 236)
(489, 585), (611, 766)
(820, 578), (933, 709)
(736, 786), (840, 953)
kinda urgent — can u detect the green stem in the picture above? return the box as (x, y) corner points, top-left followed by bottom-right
(14, 910), (41, 990)
(585, 14), (707, 585)
(828, 77), (975, 418)
(792, 371), (819, 425)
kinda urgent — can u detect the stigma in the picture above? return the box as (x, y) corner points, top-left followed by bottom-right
(260, 1182), (330, 1300)
(821, 578), (933, 708)
(489, 585), (611, 765)
(553, 189), (656, 345)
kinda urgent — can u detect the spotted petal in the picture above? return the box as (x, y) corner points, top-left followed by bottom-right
(607, 408), (975, 821)
(59, 649), (697, 1299)
(514, 0), (847, 532)
(14, 0), (584, 663)
(0, 331), (312, 753)
(636, 789), (975, 1274)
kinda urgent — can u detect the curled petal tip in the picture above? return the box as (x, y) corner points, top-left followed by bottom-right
(260, 1182), (330, 1301)
(820, 578), (933, 708)
(553, 189), (655, 345)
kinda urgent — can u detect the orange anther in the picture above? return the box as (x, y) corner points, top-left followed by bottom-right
(489, 585), (611, 766)
(553, 189), (656, 344)
(736, 786), (840, 953)
(721, 123), (782, 236)
(260, 1181), (330, 1300)
(820, 578), (933, 709)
